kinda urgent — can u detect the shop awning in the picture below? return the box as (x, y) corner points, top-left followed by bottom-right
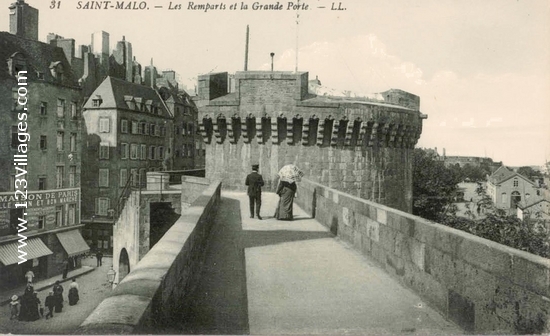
(56, 230), (90, 257)
(0, 238), (53, 266)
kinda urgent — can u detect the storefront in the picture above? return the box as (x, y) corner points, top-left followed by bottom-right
(0, 237), (53, 289)
(0, 188), (86, 284)
(56, 229), (90, 272)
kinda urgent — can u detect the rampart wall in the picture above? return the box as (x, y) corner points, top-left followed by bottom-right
(295, 178), (550, 334)
(77, 179), (222, 334)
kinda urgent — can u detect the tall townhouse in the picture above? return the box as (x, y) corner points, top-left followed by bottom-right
(0, 0), (89, 289)
(81, 76), (174, 252)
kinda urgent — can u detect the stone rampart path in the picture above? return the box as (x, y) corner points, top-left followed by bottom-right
(178, 192), (462, 335)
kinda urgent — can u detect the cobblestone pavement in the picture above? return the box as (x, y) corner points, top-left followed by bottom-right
(0, 257), (113, 334)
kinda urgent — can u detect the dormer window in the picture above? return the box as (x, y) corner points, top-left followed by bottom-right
(49, 61), (64, 81)
(124, 95), (135, 110)
(92, 95), (103, 107)
(513, 179), (518, 187)
(8, 52), (27, 78)
(145, 100), (153, 112)
(134, 97), (143, 111)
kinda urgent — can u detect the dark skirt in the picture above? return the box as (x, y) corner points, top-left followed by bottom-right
(275, 186), (295, 220)
(68, 288), (79, 306)
(54, 294), (63, 312)
(18, 297), (40, 321)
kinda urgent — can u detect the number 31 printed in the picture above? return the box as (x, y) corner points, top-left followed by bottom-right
(50, 1), (61, 9)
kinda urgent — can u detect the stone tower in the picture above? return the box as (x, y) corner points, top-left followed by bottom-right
(197, 71), (426, 212)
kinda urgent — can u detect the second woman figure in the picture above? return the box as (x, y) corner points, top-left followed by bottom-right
(274, 179), (296, 220)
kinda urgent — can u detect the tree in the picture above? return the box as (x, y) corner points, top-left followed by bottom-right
(517, 166), (543, 183)
(441, 182), (550, 258)
(461, 163), (486, 182)
(412, 148), (462, 221)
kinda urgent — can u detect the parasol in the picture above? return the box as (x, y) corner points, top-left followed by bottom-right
(278, 164), (304, 182)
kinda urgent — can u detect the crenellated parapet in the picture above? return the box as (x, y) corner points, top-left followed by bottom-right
(199, 114), (422, 149)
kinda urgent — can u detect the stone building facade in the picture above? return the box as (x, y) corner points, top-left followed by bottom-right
(81, 76), (202, 252)
(487, 166), (542, 211)
(197, 71), (425, 212)
(81, 76), (174, 250)
(157, 84), (202, 171)
(0, 1), (89, 288)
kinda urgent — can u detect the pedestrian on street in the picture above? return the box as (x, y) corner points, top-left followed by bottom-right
(25, 270), (35, 285)
(52, 281), (64, 313)
(44, 291), (55, 319)
(62, 259), (69, 279)
(9, 295), (20, 320)
(96, 251), (103, 267)
(30, 292), (41, 321)
(274, 179), (297, 221)
(245, 164), (264, 220)
(69, 278), (79, 290)
(68, 279), (79, 306)
(18, 286), (31, 321)
(19, 286), (39, 321)
(35, 291), (44, 318)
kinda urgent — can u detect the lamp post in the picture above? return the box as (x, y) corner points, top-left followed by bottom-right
(107, 266), (116, 289)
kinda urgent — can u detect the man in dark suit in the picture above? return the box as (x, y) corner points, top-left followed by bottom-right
(245, 164), (264, 220)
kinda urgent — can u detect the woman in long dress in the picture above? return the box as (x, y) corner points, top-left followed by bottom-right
(68, 282), (79, 306)
(53, 281), (64, 313)
(274, 179), (297, 220)
(18, 286), (39, 321)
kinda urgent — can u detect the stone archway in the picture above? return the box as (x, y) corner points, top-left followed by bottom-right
(118, 248), (130, 282)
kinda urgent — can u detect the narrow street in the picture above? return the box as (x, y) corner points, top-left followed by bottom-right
(0, 257), (113, 335)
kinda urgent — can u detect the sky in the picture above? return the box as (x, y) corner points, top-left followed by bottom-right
(2, 0), (549, 166)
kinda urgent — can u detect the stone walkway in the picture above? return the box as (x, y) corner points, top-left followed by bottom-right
(179, 192), (463, 335)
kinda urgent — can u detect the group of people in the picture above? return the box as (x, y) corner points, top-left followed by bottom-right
(9, 278), (80, 321)
(245, 164), (297, 221)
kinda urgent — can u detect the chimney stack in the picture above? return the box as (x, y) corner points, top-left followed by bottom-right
(244, 25), (249, 71)
(9, 0), (39, 40)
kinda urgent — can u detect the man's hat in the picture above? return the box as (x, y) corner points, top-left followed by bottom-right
(252, 164), (259, 170)
(11, 295), (18, 301)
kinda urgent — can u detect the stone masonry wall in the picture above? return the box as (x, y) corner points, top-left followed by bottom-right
(78, 179), (222, 334)
(295, 178), (550, 334)
(206, 140), (412, 211)
(198, 71), (423, 213)
(112, 189), (142, 287)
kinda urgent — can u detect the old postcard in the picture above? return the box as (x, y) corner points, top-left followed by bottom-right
(0, 0), (549, 334)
